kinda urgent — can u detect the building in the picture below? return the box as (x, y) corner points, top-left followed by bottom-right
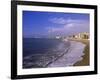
(55, 36), (61, 39)
(69, 32), (89, 39)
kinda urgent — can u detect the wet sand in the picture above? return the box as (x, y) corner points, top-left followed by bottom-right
(73, 39), (89, 66)
(47, 41), (86, 67)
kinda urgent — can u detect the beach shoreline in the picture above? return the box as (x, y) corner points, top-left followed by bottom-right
(72, 39), (89, 66)
(23, 38), (71, 68)
(23, 38), (89, 68)
(47, 40), (86, 67)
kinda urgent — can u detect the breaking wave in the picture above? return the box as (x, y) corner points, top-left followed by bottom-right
(23, 40), (70, 69)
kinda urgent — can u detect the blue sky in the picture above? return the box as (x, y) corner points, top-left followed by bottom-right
(23, 11), (90, 38)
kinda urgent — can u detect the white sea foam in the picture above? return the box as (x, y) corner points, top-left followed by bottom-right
(23, 40), (70, 68)
(47, 41), (86, 67)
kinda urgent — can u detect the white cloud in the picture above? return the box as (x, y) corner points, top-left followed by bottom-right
(47, 18), (89, 36)
(46, 27), (62, 33)
(49, 17), (67, 24)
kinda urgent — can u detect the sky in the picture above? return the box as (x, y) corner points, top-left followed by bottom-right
(23, 11), (90, 38)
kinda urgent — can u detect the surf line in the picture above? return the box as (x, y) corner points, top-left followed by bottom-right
(45, 41), (71, 67)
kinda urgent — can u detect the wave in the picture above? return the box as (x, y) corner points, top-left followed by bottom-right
(47, 41), (86, 67)
(23, 41), (70, 68)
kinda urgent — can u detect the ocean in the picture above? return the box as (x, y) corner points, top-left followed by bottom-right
(23, 38), (70, 68)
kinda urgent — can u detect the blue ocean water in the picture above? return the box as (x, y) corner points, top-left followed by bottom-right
(23, 38), (63, 57)
(23, 38), (70, 68)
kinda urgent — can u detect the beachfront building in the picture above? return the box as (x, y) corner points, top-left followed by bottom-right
(55, 36), (60, 39)
(69, 32), (89, 39)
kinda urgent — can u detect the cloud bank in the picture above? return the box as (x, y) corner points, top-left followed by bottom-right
(46, 17), (89, 36)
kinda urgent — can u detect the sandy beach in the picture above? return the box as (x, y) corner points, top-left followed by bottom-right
(23, 38), (89, 68)
(47, 41), (86, 67)
(73, 39), (89, 66)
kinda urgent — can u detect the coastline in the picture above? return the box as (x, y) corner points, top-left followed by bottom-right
(73, 39), (89, 66)
(23, 38), (89, 68)
(47, 40), (86, 67)
(23, 38), (71, 68)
